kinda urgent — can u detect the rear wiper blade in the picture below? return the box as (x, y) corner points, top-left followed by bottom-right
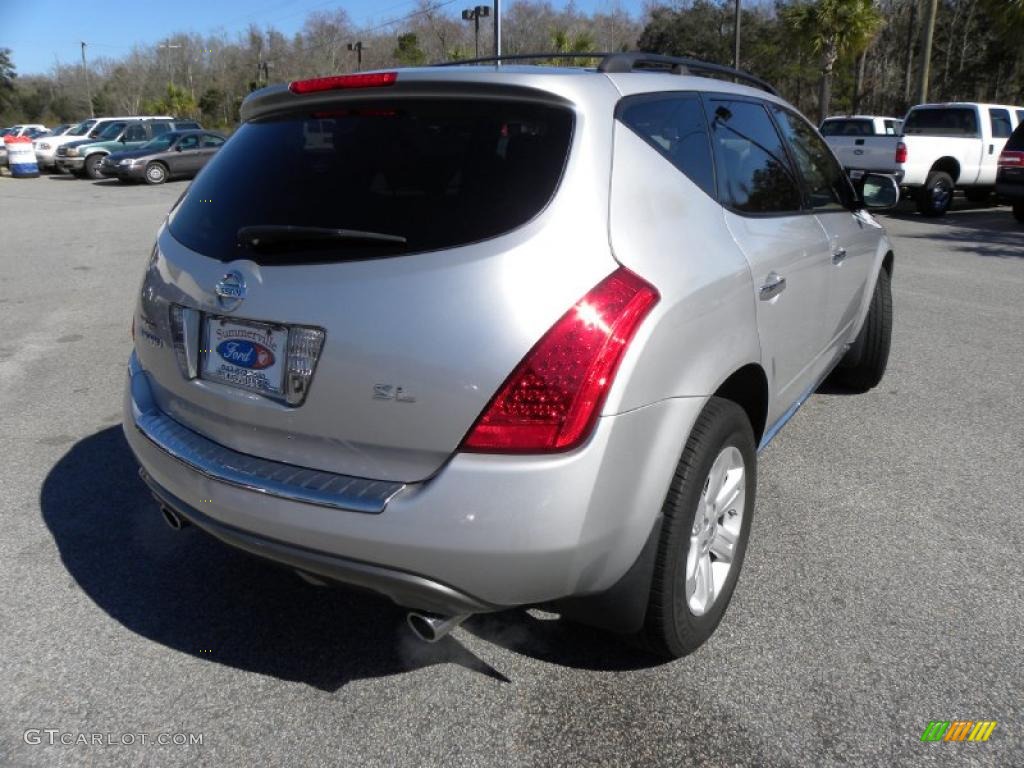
(237, 225), (407, 248)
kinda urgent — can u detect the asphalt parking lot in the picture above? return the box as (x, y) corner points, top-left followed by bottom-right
(1, 175), (1022, 768)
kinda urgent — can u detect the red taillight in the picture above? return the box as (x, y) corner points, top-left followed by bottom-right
(998, 150), (1024, 167)
(461, 268), (660, 454)
(895, 141), (908, 164)
(288, 72), (397, 94)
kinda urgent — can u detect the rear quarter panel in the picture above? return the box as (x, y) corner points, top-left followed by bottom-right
(606, 123), (761, 413)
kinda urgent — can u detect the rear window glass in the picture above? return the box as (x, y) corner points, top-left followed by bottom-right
(169, 99), (574, 262)
(903, 107), (978, 137)
(820, 119), (874, 136)
(1007, 123), (1024, 151)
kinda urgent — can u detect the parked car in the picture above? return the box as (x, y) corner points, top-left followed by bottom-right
(101, 130), (227, 183)
(37, 116), (170, 170)
(3, 124), (47, 137)
(124, 55), (897, 658)
(56, 119), (201, 179)
(895, 102), (1024, 215)
(996, 120), (1024, 223)
(0, 124), (48, 165)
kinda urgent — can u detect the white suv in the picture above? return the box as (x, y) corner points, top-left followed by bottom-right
(124, 53), (898, 657)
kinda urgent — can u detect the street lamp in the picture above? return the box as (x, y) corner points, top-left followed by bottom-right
(461, 5), (490, 59)
(347, 41), (365, 71)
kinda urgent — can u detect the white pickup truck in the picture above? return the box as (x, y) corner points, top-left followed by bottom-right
(824, 104), (1024, 216)
(821, 115), (903, 175)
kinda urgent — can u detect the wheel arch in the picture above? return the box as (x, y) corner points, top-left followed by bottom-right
(930, 156), (961, 183)
(710, 363), (769, 445)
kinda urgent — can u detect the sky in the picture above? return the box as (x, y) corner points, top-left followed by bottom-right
(3, 0), (639, 76)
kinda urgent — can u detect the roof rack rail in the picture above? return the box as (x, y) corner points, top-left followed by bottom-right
(598, 52), (779, 96)
(435, 51), (779, 96)
(435, 52), (610, 66)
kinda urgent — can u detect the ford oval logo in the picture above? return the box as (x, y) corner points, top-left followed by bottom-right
(214, 271), (246, 311)
(216, 340), (275, 370)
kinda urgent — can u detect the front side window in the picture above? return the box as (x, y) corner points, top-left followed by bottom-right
(124, 124), (147, 142)
(705, 98), (803, 214)
(177, 135), (200, 150)
(771, 106), (855, 212)
(97, 122), (127, 140)
(617, 93), (715, 198)
(201, 134), (225, 148)
(884, 120), (899, 135)
(989, 108), (1012, 139)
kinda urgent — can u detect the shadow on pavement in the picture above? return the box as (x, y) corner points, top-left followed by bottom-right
(41, 427), (663, 690)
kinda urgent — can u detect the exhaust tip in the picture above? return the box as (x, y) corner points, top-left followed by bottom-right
(160, 505), (186, 531)
(406, 612), (470, 643)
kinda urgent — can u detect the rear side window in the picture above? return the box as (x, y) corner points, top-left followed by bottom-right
(820, 119), (874, 136)
(989, 108), (1012, 139)
(617, 94), (715, 198)
(903, 107), (979, 137)
(169, 99), (573, 262)
(705, 98), (803, 214)
(1017, 110), (1024, 125)
(771, 106), (855, 212)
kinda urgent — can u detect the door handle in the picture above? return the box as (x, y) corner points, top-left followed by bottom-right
(989, 144), (994, 155)
(832, 247), (847, 265)
(759, 272), (787, 301)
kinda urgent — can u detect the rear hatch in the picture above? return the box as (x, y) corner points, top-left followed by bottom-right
(136, 72), (619, 483)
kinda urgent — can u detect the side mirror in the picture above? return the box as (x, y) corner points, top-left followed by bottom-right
(859, 173), (900, 211)
(174, 145), (184, 152)
(120, 136), (127, 143)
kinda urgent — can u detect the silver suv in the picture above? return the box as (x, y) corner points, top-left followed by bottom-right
(124, 53), (897, 657)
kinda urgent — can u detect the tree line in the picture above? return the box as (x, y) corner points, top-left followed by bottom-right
(1, 0), (1022, 129)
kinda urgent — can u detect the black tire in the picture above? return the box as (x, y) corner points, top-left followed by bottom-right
(916, 171), (954, 217)
(964, 188), (991, 204)
(144, 162), (168, 185)
(832, 267), (893, 391)
(641, 397), (757, 659)
(84, 154), (105, 180)
(1013, 201), (1024, 224)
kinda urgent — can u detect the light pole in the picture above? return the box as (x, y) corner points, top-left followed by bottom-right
(347, 41), (365, 71)
(80, 41), (94, 118)
(493, 0), (500, 59)
(158, 43), (182, 88)
(733, 0), (741, 71)
(461, 6), (490, 59)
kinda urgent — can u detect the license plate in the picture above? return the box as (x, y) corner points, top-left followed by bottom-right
(201, 316), (288, 395)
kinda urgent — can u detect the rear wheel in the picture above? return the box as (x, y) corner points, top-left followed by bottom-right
(84, 154), (104, 180)
(641, 397), (756, 658)
(1013, 201), (1024, 223)
(831, 267), (892, 391)
(144, 162), (168, 185)
(916, 171), (954, 217)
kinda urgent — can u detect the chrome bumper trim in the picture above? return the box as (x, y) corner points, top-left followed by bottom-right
(129, 352), (405, 514)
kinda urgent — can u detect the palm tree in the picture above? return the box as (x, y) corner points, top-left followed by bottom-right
(782, 0), (884, 122)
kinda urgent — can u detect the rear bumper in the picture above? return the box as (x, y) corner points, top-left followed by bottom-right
(995, 181), (1024, 200)
(139, 468), (498, 615)
(124, 351), (704, 611)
